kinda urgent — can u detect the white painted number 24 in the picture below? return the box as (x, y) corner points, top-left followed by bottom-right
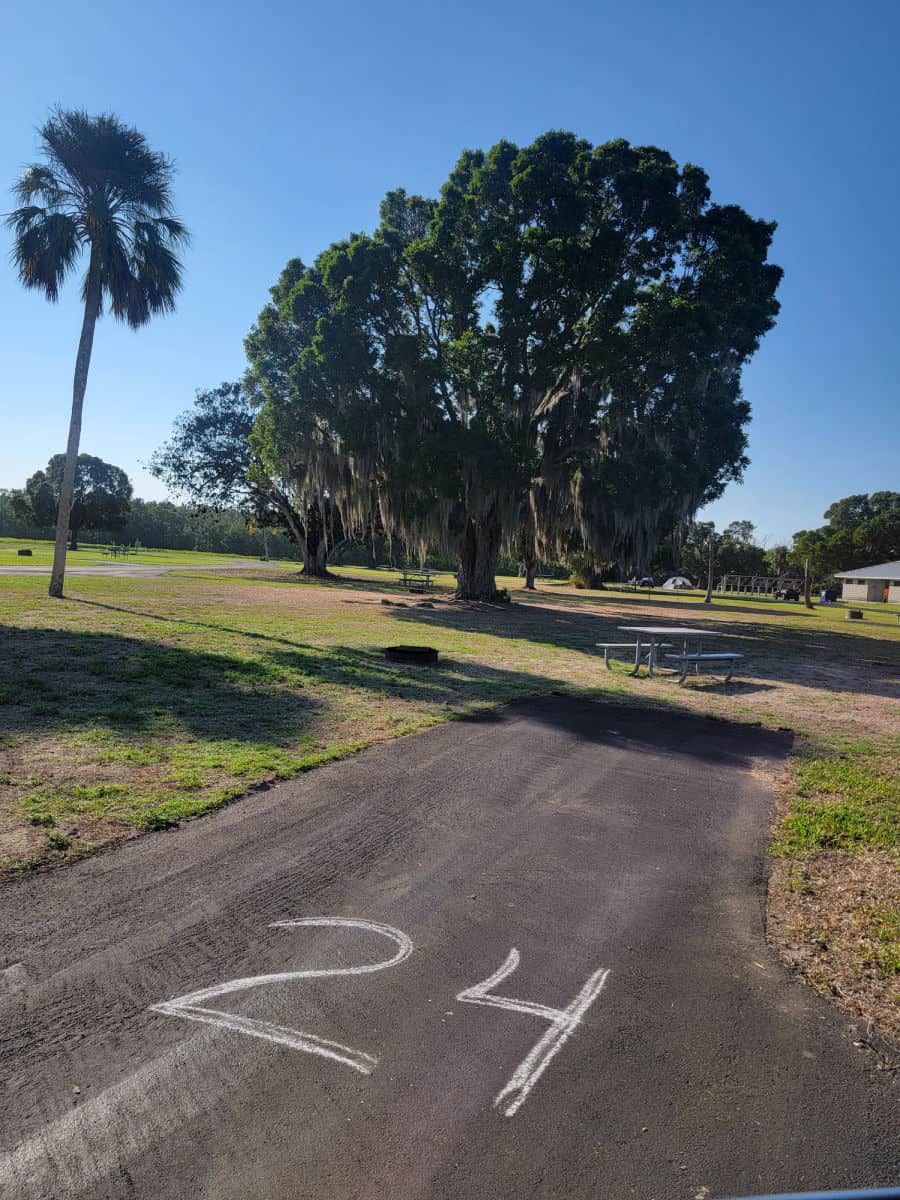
(150, 917), (610, 1119)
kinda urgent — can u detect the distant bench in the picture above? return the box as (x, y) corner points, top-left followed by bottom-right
(665, 651), (744, 683)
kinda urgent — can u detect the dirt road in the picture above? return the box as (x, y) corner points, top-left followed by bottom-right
(0, 699), (895, 1198)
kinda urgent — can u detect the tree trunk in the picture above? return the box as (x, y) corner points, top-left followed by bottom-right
(456, 512), (502, 601)
(302, 525), (330, 577)
(297, 502), (330, 577)
(524, 558), (536, 590)
(803, 556), (813, 609)
(69, 529), (79, 551)
(300, 542), (326, 577)
(49, 260), (101, 599)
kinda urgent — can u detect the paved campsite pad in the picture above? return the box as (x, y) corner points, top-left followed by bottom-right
(0, 699), (896, 1199)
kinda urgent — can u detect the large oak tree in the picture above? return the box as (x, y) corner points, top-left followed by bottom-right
(247, 133), (781, 599)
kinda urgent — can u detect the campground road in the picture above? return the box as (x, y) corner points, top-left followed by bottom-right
(0, 698), (896, 1199)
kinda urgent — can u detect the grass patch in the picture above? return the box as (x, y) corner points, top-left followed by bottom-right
(773, 741), (899, 855)
(863, 908), (900, 978)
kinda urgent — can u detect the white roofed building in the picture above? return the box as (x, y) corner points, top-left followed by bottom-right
(834, 561), (900, 603)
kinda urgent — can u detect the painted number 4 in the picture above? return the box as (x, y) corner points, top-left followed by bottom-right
(150, 918), (609, 1118)
(457, 948), (610, 1117)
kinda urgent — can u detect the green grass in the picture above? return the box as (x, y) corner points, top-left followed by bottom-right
(863, 908), (900, 977)
(0, 536), (280, 569)
(773, 739), (900, 856)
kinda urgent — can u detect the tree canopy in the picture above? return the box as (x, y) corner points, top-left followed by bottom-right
(12, 454), (132, 549)
(246, 132), (781, 599)
(793, 492), (900, 579)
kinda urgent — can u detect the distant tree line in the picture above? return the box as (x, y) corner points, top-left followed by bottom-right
(0, 488), (303, 559)
(793, 493), (899, 581)
(9, 454), (132, 549)
(647, 494), (899, 587)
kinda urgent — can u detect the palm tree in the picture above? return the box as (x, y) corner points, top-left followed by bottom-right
(6, 109), (188, 597)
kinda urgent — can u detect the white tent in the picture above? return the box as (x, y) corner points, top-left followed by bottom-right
(662, 576), (693, 590)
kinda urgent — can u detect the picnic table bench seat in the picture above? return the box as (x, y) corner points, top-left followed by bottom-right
(664, 651), (744, 683)
(596, 641), (671, 669)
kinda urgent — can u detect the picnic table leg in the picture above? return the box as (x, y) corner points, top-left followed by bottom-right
(647, 636), (658, 678)
(630, 635), (643, 676)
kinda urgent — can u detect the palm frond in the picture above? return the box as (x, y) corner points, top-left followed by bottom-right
(11, 164), (66, 207)
(9, 210), (80, 300)
(123, 218), (184, 325)
(154, 215), (190, 245)
(6, 205), (46, 235)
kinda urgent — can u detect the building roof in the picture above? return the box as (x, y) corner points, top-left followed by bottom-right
(834, 561), (900, 580)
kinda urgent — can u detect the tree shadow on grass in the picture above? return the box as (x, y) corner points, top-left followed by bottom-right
(0, 624), (792, 772)
(72, 597), (318, 653)
(0, 625), (581, 747)
(1, 625), (318, 745)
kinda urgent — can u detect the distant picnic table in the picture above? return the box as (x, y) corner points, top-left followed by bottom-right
(399, 569), (434, 593)
(102, 545), (133, 559)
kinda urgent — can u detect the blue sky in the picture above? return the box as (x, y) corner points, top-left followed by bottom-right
(1, 0), (897, 545)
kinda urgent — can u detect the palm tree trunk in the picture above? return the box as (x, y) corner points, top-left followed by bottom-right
(49, 260), (101, 599)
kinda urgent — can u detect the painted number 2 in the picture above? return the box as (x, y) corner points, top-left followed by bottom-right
(149, 918), (609, 1117)
(149, 917), (413, 1075)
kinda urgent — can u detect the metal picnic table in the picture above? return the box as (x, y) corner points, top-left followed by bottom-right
(618, 626), (726, 678)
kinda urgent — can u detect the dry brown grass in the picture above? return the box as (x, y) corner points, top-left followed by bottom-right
(769, 851), (900, 1053)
